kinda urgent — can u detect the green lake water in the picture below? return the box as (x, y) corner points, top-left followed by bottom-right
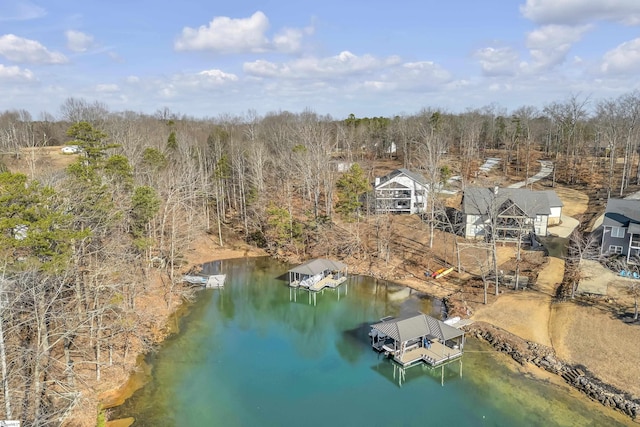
(112, 257), (632, 426)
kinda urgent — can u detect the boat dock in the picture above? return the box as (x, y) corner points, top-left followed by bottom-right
(288, 258), (348, 292)
(370, 312), (466, 368)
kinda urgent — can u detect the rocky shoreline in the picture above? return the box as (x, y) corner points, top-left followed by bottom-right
(468, 321), (640, 422)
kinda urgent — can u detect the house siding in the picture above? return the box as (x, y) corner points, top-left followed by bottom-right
(601, 225), (630, 255)
(548, 206), (562, 225)
(464, 214), (487, 239)
(534, 215), (549, 236)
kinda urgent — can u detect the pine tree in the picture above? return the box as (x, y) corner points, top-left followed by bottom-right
(335, 163), (370, 219)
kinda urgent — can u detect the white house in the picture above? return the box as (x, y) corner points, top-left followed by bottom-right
(374, 169), (428, 214)
(462, 187), (561, 241)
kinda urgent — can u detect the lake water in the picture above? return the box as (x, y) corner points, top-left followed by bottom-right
(112, 257), (631, 426)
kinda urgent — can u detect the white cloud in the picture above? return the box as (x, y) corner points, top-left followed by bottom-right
(396, 61), (452, 85)
(244, 51), (401, 79)
(148, 69), (240, 100)
(107, 51), (124, 63)
(362, 61), (452, 92)
(523, 25), (590, 71)
(600, 38), (640, 74)
(0, 63), (34, 81)
(474, 47), (520, 76)
(174, 11), (311, 54)
(0, 0), (46, 21)
(243, 51), (451, 96)
(65, 30), (94, 52)
(521, 0), (640, 25)
(197, 69), (239, 83)
(273, 26), (313, 54)
(175, 11), (270, 53)
(95, 83), (119, 93)
(0, 34), (67, 64)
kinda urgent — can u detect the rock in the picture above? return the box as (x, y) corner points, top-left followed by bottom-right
(468, 321), (640, 422)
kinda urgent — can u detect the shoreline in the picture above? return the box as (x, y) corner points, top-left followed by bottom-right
(468, 321), (640, 423)
(104, 247), (638, 425)
(103, 243), (267, 426)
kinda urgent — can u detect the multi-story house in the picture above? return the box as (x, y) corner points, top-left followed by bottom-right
(462, 187), (563, 241)
(600, 198), (640, 264)
(374, 169), (428, 214)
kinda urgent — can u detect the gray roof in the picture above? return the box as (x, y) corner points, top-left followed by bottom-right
(371, 312), (464, 343)
(603, 198), (640, 228)
(376, 168), (427, 187)
(542, 190), (563, 208)
(463, 187), (552, 217)
(288, 258), (346, 276)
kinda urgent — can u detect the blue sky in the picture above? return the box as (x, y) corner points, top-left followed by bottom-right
(1, 0), (640, 119)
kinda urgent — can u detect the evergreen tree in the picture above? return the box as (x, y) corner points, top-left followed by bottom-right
(0, 172), (86, 272)
(130, 186), (160, 238)
(167, 130), (178, 150)
(335, 163), (370, 219)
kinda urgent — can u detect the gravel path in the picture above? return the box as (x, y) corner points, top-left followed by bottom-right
(508, 160), (554, 188)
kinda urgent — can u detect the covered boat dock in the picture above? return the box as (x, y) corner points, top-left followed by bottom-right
(288, 258), (348, 291)
(370, 312), (465, 367)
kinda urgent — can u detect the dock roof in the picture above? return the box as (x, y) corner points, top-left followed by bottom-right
(288, 258), (346, 276)
(371, 312), (464, 343)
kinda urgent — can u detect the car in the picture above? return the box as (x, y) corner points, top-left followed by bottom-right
(61, 145), (81, 154)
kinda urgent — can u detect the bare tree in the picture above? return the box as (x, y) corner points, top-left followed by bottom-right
(565, 229), (602, 299)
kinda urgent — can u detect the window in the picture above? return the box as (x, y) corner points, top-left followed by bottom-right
(608, 245), (623, 254)
(611, 227), (625, 238)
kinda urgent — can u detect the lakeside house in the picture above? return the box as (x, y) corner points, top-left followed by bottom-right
(600, 198), (640, 264)
(462, 187), (562, 241)
(373, 168), (428, 214)
(369, 312), (465, 367)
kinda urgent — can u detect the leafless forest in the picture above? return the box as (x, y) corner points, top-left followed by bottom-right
(1, 92), (640, 425)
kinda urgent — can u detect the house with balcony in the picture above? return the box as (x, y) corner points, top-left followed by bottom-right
(600, 198), (640, 264)
(374, 169), (428, 214)
(462, 187), (561, 241)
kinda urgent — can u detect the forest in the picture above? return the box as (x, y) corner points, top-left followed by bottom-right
(0, 91), (640, 425)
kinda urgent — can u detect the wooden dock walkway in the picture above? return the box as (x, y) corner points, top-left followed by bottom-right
(308, 275), (347, 291)
(397, 341), (462, 367)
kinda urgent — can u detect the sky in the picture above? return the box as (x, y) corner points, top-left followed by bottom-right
(1, 0), (640, 119)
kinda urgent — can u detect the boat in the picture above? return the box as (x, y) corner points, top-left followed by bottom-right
(183, 275), (208, 285)
(431, 267), (447, 278)
(183, 274), (226, 288)
(434, 267), (454, 279)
